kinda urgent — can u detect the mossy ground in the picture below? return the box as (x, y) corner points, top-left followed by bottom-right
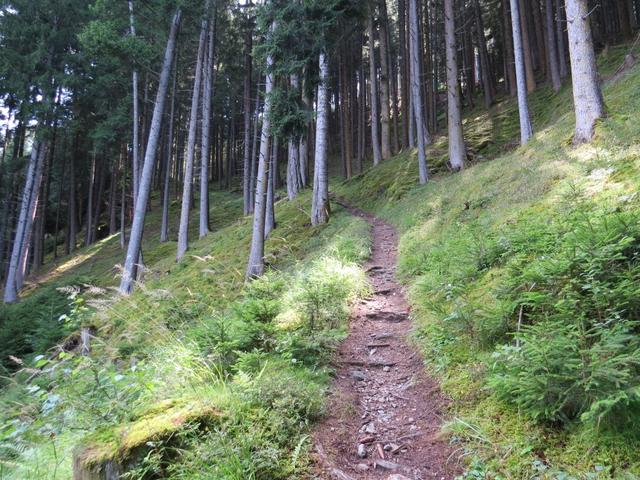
(335, 44), (640, 478)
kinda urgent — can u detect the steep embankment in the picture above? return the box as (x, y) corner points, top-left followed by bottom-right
(0, 191), (374, 479)
(335, 45), (640, 477)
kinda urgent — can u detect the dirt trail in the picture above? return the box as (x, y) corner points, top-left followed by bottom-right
(313, 204), (459, 480)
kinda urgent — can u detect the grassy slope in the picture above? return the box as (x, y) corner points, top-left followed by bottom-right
(335, 45), (640, 478)
(0, 189), (372, 479)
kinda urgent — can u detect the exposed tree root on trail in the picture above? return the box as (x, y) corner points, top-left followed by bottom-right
(312, 203), (460, 480)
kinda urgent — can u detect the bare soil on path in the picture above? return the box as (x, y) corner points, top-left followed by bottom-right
(312, 204), (460, 480)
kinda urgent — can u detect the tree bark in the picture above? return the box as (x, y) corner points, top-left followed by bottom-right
(445, 0), (465, 171)
(368, 14), (383, 166)
(242, 21), (254, 214)
(409, 0), (429, 184)
(200, 13), (216, 238)
(177, 12), (207, 261)
(556, 0), (569, 78)
(544, 0), (562, 91)
(129, 0), (141, 205)
(119, 9), (181, 295)
(161, 52), (178, 243)
(265, 137), (277, 237)
(519, 0), (537, 92)
(565, 0), (606, 143)
(4, 142), (48, 303)
(311, 52), (331, 226)
(246, 22), (276, 279)
(474, 0), (494, 107)
(510, 0), (535, 144)
(378, 0), (392, 160)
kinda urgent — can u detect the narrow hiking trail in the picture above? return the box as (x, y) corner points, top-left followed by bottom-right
(313, 204), (459, 480)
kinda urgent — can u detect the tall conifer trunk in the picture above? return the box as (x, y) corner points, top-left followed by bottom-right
(565, 0), (606, 143)
(246, 23), (276, 278)
(445, 0), (465, 171)
(119, 9), (181, 295)
(177, 10), (208, 260)
(311, 52), (331, 226)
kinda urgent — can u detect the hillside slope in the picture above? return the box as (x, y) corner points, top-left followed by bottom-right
(335, 46), (640, 477)
(1, 43), (639, 479)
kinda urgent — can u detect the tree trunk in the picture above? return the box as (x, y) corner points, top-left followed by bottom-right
(84, 153), (96, 247)
(161, 52), (178, 243)
(510, 0), (535, 144)
(4, 142), (48, 303)
(264, 137), (277, 237)
(474, 0), (494, 107)
(287, 76), (302, 199)
(177, 13), (207, 261)
(409, 0), (429, 184)
(378, 0), (392, 160)
(544, 0), (562, 91)
(368, 14), (383, 166)
(67, 136), (78, 254)
(246, 22), (276, 279)
(445, 0), (465, 171)
(565, 0), (606, 143)
(556, 0), (569, 78)
(249, 92), (261, 213)
(519, 0), (537, 92)
(242, 22), (254, 214)
(311, 52), (331, 226)
(398, 0), (410, 149)
(129, 0), (141, 205)
(503, 0), (518, 95)
(200, 13), (216, 238)
(119, 9), (181, 295)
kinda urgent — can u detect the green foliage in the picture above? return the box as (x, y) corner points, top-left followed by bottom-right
(491, 208), (640, 428)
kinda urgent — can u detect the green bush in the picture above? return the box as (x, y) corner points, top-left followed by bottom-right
(491, 208), (640, 428)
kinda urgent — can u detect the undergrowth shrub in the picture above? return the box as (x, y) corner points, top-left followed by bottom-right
(492, 207), (640, 429)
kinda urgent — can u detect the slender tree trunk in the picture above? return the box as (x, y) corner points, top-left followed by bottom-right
(84, 153), (96, 247)
(519, 0), (537, 91)
(287, 76), (302, 199)
(556, 0), (569, 78)
(511, 0), (535, 144)
(409, 0), (429, 184)
(378, 0), (392, 160)
(532, 0), (548, 76)
(445, 0), (465, 171)
(299, 77), (310, 188)
(565, 0), (606, 143)
(161, 53), (178, 243)
(264, 137), (276, 237)
(311, 52), (331, 226)
(119, 9), (181, 295)
(249, 93), (260, 213)
(67, 136), (78, 254)
(368, 14), (383, 166)
(398, 0), (410, 149)
(92, 156), (107, 243)
(200, 13), (216, 238)
(246, 22), (276, 279)
(544, 0), (562, 91)
(129, 0), (141, 205)
(4, 142), (48, 303)
(177, 13), (207, 261)
(474, 0), (494, 107)
(503, 0), (518, 95)
(242, 23), (254, 214)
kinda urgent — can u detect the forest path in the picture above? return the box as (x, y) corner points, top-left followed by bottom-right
(312, 202), (458, 480)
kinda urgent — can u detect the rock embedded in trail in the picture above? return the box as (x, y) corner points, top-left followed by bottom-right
(357, 443), (367, 458)
(375, 459), (400, 470)
(350, 370), (366, 381)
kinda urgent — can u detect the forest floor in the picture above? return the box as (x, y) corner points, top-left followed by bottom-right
(313, 201), (459, 480)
